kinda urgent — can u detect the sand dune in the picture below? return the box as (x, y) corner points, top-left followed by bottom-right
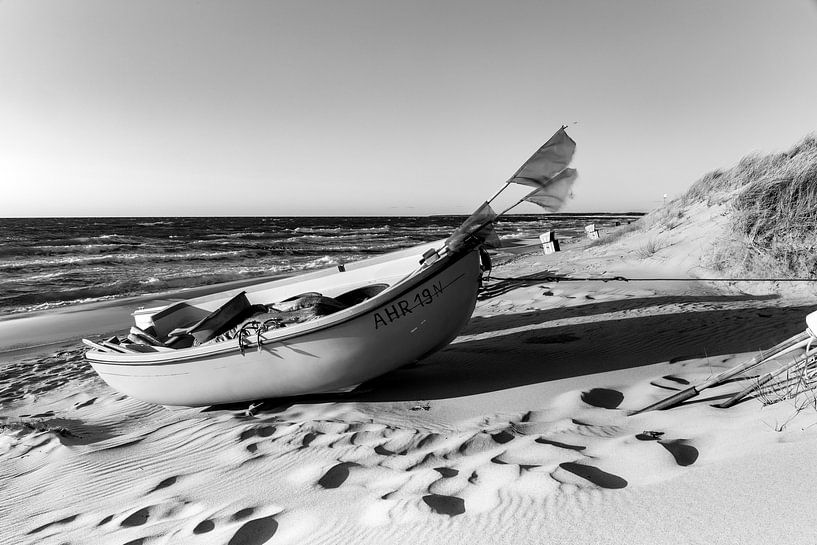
(3, 226), (817, 544)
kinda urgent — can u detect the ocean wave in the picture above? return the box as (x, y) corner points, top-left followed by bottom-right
(300, 255), (338, 269)
(280, 232), (397, 243)
(293, 226), (343, 234)
(0, 270), (75, 283)
(0, 249), (278, 271)
(202, 231), (273, 240)
(293, 225), (392, 235)
(0, 243), (140, 258)
(0, 270), (288, 315)
(0, 214), (645, 315)
(7, 295), (122, 314)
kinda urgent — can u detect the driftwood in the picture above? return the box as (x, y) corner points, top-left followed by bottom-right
(717, 350), (816, 408)
(632, 330), (812, 414)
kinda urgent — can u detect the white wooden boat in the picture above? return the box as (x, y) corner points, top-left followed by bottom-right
(84, 126), (577, 407)
(84, 241), (482, 407)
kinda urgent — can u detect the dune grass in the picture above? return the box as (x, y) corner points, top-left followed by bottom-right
(682, 134), (817, 278)
(578, 133), (816, 278)
(635, 237), (667, 259)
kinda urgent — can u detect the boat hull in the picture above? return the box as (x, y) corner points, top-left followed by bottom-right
(87, 249), (480, 406)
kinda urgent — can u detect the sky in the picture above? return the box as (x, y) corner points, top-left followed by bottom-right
(1, 1), (816, 217)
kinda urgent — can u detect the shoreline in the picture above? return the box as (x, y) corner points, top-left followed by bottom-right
(4, 230), (817, 544)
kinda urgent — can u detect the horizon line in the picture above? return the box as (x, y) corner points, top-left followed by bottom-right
(0, 211), (649, 220)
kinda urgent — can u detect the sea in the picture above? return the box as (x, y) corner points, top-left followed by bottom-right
(0, 214), (641, 316)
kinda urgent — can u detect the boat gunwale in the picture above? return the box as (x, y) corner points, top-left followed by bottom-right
(86, 247), (476, 366)
(131, 240), (447, 317)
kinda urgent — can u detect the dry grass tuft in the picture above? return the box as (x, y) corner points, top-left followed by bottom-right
(635, 237), (666, 259)
(755, 356), (817, 430)
(0, 418), (74, 437)
(681, 134), (817, 278)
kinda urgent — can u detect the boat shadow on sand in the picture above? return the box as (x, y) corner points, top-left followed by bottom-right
(210, 294), (811, 409)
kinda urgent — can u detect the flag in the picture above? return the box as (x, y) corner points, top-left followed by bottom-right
(522, 168), (578, 212)
(509, 126), (576, 189)
(445, 202), (501, 252)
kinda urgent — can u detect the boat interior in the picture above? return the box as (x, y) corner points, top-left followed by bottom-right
(83, 241), (445, 355)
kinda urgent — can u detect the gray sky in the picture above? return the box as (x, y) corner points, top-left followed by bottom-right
(1, 0), (816, 216)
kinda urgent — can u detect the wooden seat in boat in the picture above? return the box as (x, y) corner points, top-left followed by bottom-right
(150, 301), (211, 339)
(168, 291), (255, 344)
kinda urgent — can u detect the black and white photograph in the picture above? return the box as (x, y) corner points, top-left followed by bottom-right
(2, 1), (817, 544)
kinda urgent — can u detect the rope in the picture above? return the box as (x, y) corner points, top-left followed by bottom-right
(236, 318), (283, 355)
(488, 275), (817, 283)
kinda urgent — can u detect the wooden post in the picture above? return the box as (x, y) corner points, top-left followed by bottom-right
(717, 350), (814, 408)
(632, 330), (813, 414)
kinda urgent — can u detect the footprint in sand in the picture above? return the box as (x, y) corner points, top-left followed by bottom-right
(635, 433), (698, 466)
(239, 429), (256, 442)
(193, 519), (216, 534)
(73, 397), (97, 409)
(491, 430), (514, 444)
(422, 494), (466, 516)
(257, 425), (275, 437)
(659, 439), (699, 466)
(149, 475), (179, 493)
(26, 514), (78, 535)
(318, 462), (360, 489)
(238, 425), (275, 443)
(227, 514), (279, 545)
(669, 354), (705, 364)
(374, 445), (395, 455)
(580, 388), (624, 409)
(120, 506), (152, 527)
(231, 507), (256, 521)
(434, 467), (459, 478)
(558, 462), (628, 489)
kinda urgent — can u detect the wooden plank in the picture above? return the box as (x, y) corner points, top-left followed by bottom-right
(149, 301), (211, 339)
(82, 338), (112, 353)
(187, 291), (253, 344)
(100, 341), (133, 353)
(633, 330), (812, 413)
(129, 326), (166, 347)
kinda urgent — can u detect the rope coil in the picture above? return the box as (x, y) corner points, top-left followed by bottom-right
(236, 319), (283, 356)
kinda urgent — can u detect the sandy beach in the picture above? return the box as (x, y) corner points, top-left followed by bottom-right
(3, 216), (817, 545)
(2, 0), (815, 542)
